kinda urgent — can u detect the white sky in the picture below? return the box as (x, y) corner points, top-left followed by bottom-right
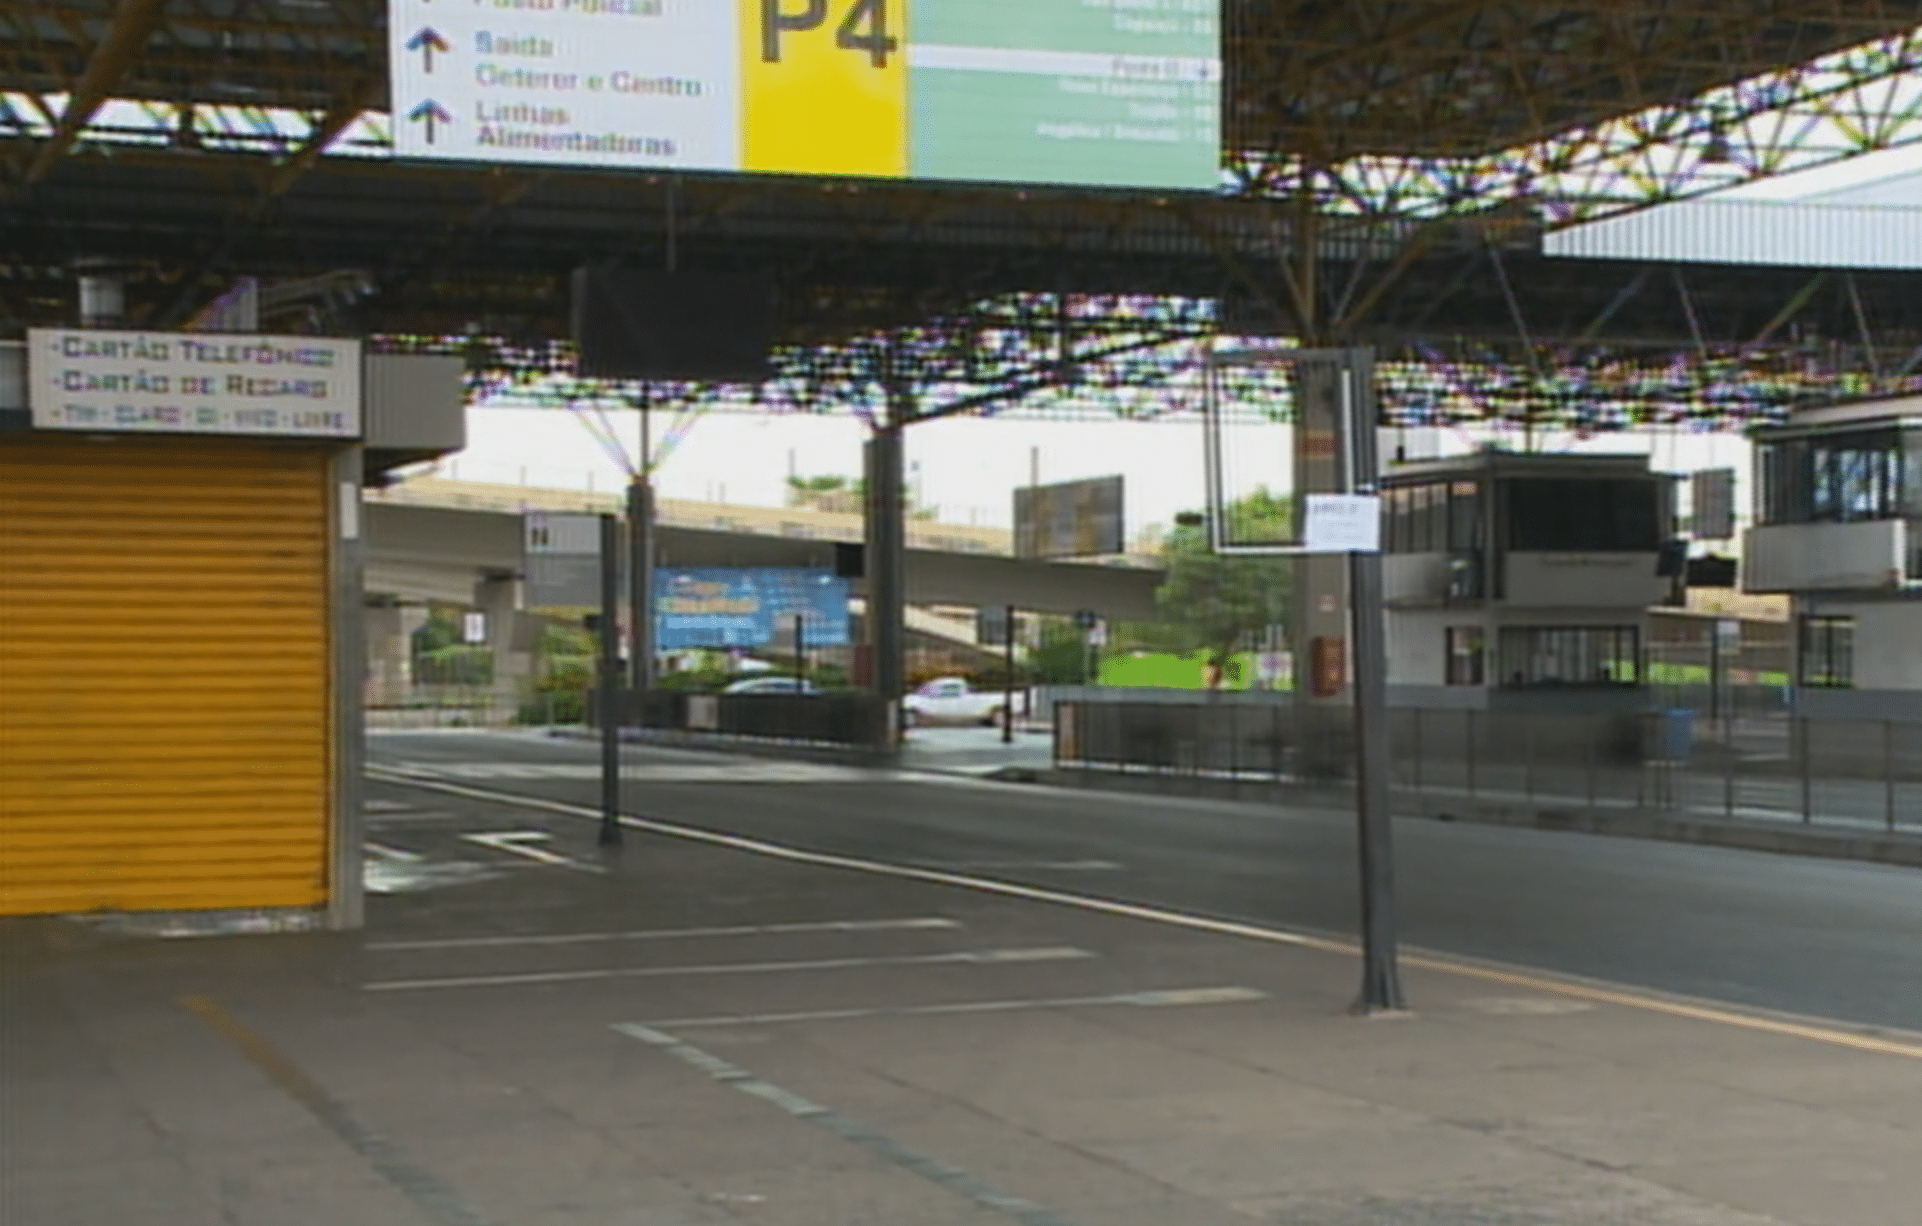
(437, 143), (1922, 532)
(444, 406), (1754, 539)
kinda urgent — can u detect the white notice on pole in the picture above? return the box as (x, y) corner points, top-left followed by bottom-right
(462, 612), (486, 645)
(1303, 494), (1383, 554)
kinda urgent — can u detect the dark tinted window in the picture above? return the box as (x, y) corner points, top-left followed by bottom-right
(1505, 478), (1660, 551)
(1759, 428), (1909, 525)
(1496, 625), (1641, 687)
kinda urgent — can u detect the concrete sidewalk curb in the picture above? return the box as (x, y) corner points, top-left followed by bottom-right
(548, 724), (899, 768)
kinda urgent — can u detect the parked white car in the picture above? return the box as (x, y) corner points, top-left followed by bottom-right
(903, 677), (1005, 726)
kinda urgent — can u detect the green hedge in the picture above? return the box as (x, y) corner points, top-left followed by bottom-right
(414, 645), (494, 686)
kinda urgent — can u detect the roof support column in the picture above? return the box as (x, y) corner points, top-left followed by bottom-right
(1286, 168), (1356, 779)
(865, 389), (909, 755)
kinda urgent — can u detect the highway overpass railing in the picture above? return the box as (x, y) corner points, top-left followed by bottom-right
(1054, 702), (1922, 836)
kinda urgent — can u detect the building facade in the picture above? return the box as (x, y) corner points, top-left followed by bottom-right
(1382, 449), (1679, 713)
(1743, 396), (1922, 721)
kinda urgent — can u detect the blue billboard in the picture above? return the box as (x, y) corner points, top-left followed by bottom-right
(655, 568), (852, 650)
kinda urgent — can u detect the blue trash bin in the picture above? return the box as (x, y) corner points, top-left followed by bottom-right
(1657, 708), (1695, 762)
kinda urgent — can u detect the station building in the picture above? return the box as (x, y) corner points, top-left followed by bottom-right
(1380, 449), (1680, 712)
(1742, 395), (1922, 721)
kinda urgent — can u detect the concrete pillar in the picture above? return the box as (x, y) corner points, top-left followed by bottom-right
(865, 418), (907, 752)
(364, 602), (427, 707)
(1292, 362), (1353, 778)
(474, 576), (533, 711)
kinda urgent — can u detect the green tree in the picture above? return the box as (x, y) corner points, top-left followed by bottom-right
(785, 474), (853, 508)
(788, 473), (936, 520)
(1030, 617), (1095, 684)
(411, 606), (462, 654)
(1153, 490), (1294, 681)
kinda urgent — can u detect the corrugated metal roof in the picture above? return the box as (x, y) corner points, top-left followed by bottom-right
(1804, 169), (1922, 206)
(1544, 196), (1921, 270)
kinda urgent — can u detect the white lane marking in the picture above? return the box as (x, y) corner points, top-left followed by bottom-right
(459, 830), (605, 874)
(366, 766), (1320, 948)
(362, 946), (1093, 993)
(921, 859), (1122, 872)
(1465, 996), (1596, 1017)
(380, 761), (883, 784)
(364, 861), (507, 896)
(365, 810), (466, 827)
(366, 769), (1922, 1062)
(643, 985), (1267, 1029)
(363, 841), (423, 864)
(368, 917), (961, 953)
(615, 1024), (1080, 1226)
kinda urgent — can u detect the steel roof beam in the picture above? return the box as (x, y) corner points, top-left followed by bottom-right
(26, 0), (170, 184)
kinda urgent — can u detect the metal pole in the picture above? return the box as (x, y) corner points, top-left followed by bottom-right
(866, 413), (908, 752)
(1724, 727), (1736, 819)
(1343, 349), (1403, 1014)
(1587, 734), (1598, 811)
(627, 474), (654, 693)
(1523, 717), (1536, 800)
(1467, 709), (1479, 798)
(1885, 720), (1897, 833)
(795, 613), (806, 686)
(1002, 604), (1016, 745)
(1349, 548), (1403, 1012)
(1799, 716), (1813, 824)
(1411, 707), (1423, 794)
(597, 513), (624, 849)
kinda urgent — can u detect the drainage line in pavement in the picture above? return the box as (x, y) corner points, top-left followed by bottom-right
(617, 1023), (1085, 1226)
(181, 994), (503, 1226)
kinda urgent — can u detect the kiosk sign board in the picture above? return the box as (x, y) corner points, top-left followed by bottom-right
(27, 329), (362, 438)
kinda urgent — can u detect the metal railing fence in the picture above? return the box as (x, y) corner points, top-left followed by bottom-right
(1056, 702), (1921, 834)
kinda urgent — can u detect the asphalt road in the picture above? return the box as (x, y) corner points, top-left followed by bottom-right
(367, 730), (1922, 1032)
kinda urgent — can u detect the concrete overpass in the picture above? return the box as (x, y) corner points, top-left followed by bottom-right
(362, 480), (1166, 703)
(366, 502), (1163, 618)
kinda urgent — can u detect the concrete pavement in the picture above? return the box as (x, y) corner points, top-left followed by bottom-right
(7, 759), (1921, 1226)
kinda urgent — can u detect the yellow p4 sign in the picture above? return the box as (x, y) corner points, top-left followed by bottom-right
(742, 0), (908, 177)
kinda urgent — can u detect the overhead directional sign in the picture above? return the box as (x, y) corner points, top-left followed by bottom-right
(387, 0), (1221, 190)
(405, 26), (451, 73)
(408, 98), (454, 145)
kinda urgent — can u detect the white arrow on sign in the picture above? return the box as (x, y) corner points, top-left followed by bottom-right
(460, 830), (605, 874)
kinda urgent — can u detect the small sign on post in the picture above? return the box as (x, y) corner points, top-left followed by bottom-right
(524, 512), (606, 608)
(1303, 494), (1383, 554)
(460, 612), (486, 645)
(976, 606), (1012, 646)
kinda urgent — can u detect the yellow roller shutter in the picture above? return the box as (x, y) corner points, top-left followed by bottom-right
(0, 437), (334, 915)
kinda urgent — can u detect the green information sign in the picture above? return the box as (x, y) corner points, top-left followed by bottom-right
(910, 0), (1221, 188)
